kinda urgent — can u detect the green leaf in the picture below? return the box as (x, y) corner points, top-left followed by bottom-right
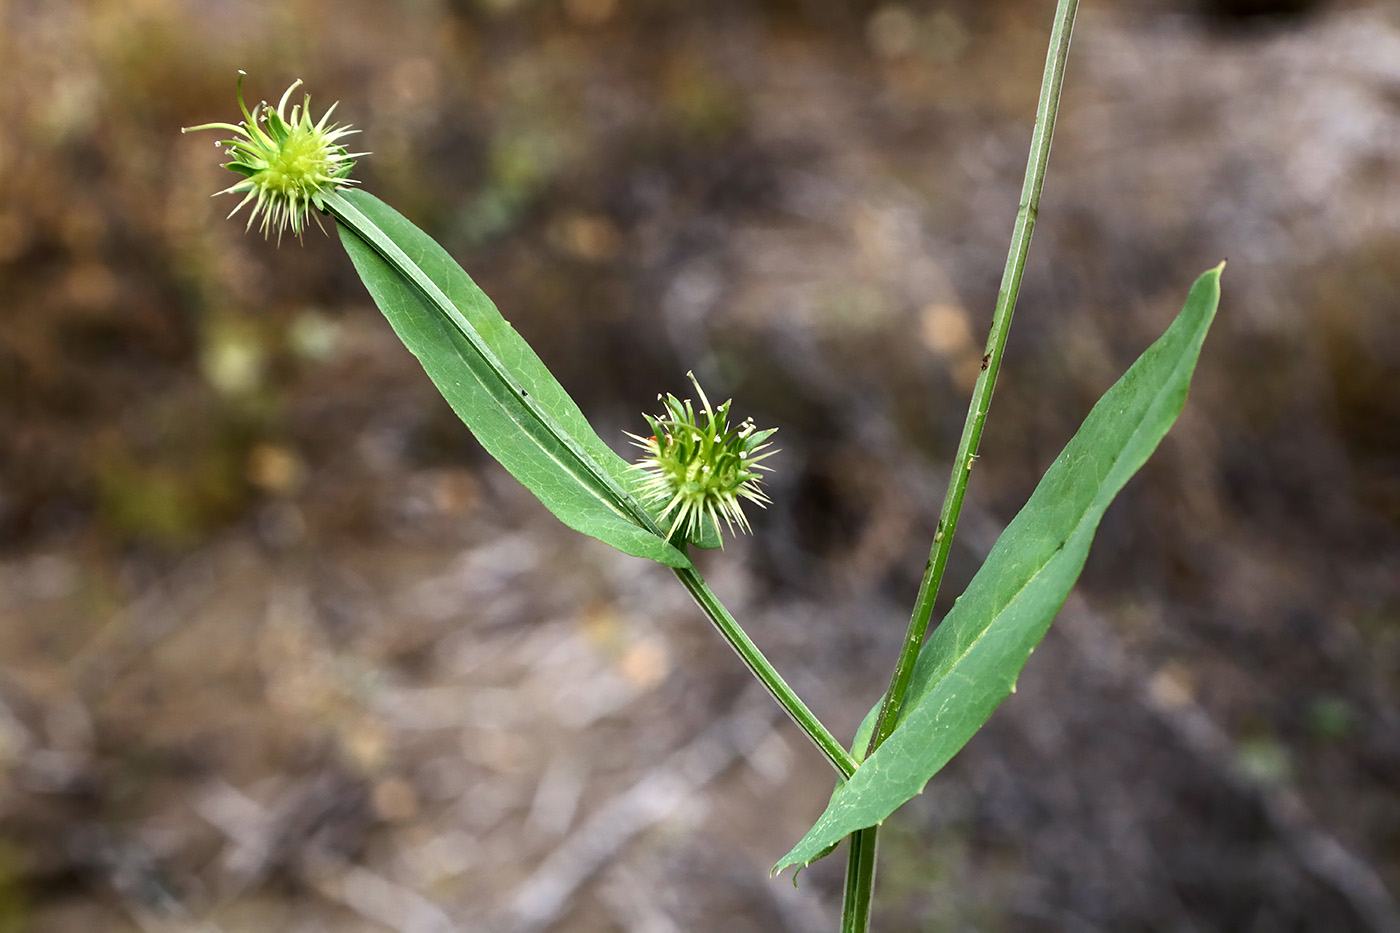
(329, 189), (691, 568)
(776, 265), (1222, 874)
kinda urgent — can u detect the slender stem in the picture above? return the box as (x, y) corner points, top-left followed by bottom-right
(865, 0), (1080, 760)
(673, 565), (858, 779)
(838, 5), (1079, 926)
(841, 825), (879, 933)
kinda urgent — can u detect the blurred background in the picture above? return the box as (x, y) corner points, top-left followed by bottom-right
(2, 0), (1399, 929)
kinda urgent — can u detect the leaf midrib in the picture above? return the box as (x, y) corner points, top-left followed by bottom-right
(325, 190), (663, 538)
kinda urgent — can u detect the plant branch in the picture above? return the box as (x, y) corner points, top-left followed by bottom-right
(841, 826), (879, 933)
(838, 6), (1079, 924)
(866, 0), (1080, 760)
(674, 565), (858, 779)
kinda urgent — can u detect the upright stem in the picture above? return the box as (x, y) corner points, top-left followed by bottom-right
(865, 0), (1080, 759)
(841, 826), (879, 933)
(674, 565), (858, 779)
(841, 1), (1080, 927)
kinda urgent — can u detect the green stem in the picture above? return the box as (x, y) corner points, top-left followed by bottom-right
(841, 825), (879, 933)
(674, 565), (858, 779)
(840, 3), (1079, 926)
(866, 0), (1080, 760)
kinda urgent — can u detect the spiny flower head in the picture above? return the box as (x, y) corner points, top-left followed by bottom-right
(628, 373), (777, 545)
(183, 72), (364, 241)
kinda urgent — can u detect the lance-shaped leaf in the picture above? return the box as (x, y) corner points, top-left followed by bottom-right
(776, 265), (1222, 874)
(327, 189), (691, 567)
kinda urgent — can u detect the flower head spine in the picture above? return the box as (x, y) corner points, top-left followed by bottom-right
(628, 373), (777, 545)
(182, 72), (366, 242)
